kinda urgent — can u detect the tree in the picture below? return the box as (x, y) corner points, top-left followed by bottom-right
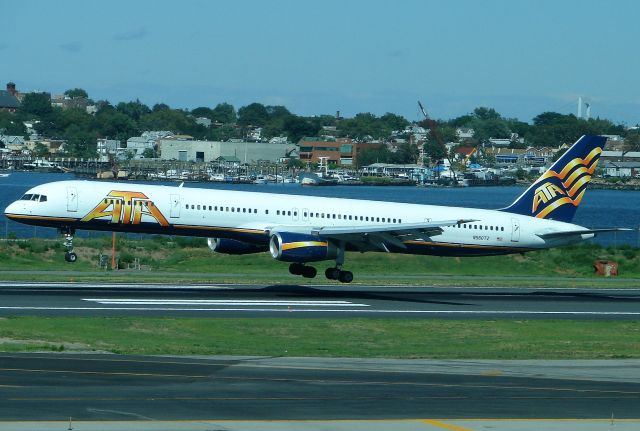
(142, 147), (156, 158)
(0, 111), (27, 136)
(95, 109), (139, 142)
(20, 93), (53, 117)
(282, 116), (321, 143)
(423, 139), (446, 165)
(64, 88), (88, 99)
(625, 132), (640, 152)
(191, 107), (214, 119)
(116, 100), (151, 121)
(211, 102), (236, 124)
(33, 142), (49, 157)
(237, 103), (269, 127)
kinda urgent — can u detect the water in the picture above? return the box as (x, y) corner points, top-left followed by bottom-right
(1, 172), (639, 246)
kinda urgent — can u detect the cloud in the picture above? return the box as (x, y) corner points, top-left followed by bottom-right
(114, 28), (148, 41)
(59, 41), (82, 53)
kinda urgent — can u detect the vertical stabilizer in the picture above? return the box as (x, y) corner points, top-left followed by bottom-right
(500, 135), (606, 222)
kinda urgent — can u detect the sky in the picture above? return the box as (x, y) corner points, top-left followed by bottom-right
(3, 0), (640, 125)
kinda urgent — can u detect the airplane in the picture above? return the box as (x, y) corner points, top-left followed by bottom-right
(4, 135), (625, 283)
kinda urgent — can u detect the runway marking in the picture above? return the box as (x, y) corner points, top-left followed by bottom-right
(422, 419), (477, 431)
(82, 299), (369, 307)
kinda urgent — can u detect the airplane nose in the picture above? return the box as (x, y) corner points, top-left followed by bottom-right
(4, 201), (20, 218)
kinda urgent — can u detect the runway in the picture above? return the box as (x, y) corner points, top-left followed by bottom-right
(0, 353), (639, 423)
(0, 282), (639, 319)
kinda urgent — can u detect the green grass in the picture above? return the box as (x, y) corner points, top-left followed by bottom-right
(1, 237), (639, 286)
(0, 317), (638, 359)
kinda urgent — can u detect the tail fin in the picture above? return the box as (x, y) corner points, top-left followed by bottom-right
(500, 135), (606, 222)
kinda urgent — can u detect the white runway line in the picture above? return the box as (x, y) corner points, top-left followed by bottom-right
(82, 299), (370, 307)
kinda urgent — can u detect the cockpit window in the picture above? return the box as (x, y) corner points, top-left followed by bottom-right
(19, 194), (47, 202)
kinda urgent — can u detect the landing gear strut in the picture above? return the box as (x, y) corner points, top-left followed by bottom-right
(289, 263), (317, 278)
(61, 227), (77, 263)
(325, 240), (353, 283)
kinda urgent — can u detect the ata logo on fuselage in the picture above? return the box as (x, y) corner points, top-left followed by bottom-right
(532, 182), (566, 214)
(81, 190), (169, 226)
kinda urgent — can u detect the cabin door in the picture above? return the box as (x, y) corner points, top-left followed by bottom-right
(66, 186), (78, 212)
(511, 218), (520, 242)
(170, 194), (181, 218)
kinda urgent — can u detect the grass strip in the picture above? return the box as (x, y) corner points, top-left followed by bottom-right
(0, 317), (638, 359)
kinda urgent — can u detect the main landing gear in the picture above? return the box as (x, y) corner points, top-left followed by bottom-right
(61, 227), (77, 263)
(287, 240), (354, 283)
(289, 262), (317, 279)
(288, 263), (353, 283)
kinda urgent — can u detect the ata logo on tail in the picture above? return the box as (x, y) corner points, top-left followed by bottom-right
(530, 147), (601, 219)
(81, 190), (169, 226)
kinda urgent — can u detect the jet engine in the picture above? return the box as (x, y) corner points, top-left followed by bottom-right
(207, 238), (267, 255)
(269, 232), (337, 262)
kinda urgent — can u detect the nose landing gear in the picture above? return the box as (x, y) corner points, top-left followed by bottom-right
(61, 227), (77, 263)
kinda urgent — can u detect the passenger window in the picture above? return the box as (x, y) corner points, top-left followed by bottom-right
(265, 210), (269, 214)
(288, 211), (291, 216)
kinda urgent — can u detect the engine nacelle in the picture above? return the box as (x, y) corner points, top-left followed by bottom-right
(207, 238), (267, 255)
(269, 232), (337, 263)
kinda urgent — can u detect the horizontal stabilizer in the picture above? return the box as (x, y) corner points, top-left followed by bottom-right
(536, 228), (634, 239)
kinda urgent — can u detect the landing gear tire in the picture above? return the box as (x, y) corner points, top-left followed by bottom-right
(325, 267), (340, 280)
(302, 266), (317, 279)
(289, 263), (304, 275)
(64, 252), (77, 263)
(338, 270), (353, 283)
(61, 227), (77, 263)
(289, 263), (316, 278)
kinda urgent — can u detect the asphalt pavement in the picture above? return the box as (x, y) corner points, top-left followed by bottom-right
(0, 281), (639, 319)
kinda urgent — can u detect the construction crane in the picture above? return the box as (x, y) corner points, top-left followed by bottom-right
(417, 101), (457, 182)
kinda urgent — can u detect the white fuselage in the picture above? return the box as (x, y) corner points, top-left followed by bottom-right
(4, 180), (593, 257)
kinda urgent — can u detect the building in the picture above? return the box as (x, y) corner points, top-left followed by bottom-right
(159, 139), (298, 164)
(126, 131), (174, 158)
(456, 127), (475, 140)
(0, 83), (20, 112)
(601, 160), (640, 178)
(298, 137), (383, 166)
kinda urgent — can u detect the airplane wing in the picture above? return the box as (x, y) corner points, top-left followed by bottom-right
(270, 219), (476, 252)
(536, 228), (634, 240)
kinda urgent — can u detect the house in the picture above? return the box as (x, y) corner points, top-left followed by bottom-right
(456, 128), (475, 140)
(0, 83), (20, 112)
(127, 131), (173, 158)
(195, 117), (212, 128)
(601, 160), (640, 178)
(96, 138), (124, 157)
(0, 135), (25, 146)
